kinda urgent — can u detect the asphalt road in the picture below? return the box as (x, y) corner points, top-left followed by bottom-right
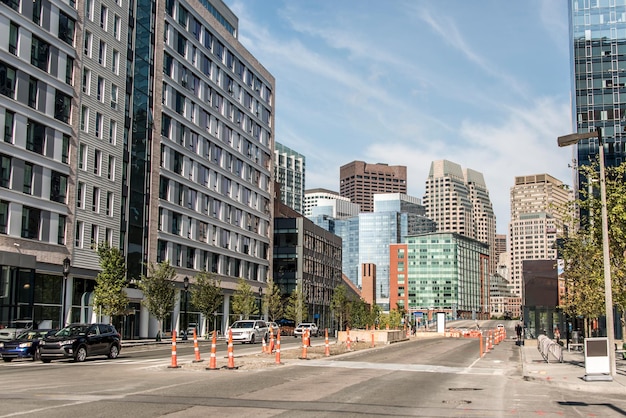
(2, 334), (626, 417)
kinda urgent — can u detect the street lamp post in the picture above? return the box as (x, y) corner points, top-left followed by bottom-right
(557, 127), (615, 379)
(258, 286), (263, 320)
(61, 257), (71, 328)
(182, 277), (189, 341)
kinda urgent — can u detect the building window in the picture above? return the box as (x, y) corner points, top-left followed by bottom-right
(28, 76), (38, 108)
(106, 191), (113, 216)
(54, 91), (72, 123)
(100, 5), (108, 30)
(111, 84), (118, 109)
(30, 36), (50, 71)
(65, 57), (74, 85)
(23, 162), (33, 194)
(86, 0), (94, 20)
(9, 22), (18, 55)
(92, 187), (100, 212)
(50, 171), (68, 203)
(79, 143), (87, 170)
(80, 106), (89, 132)
(112, 50), (119, 75)
(82, 69), (91, 94)
(0, 200), (8, 234)
(113, 15), (121, 40)
(109, 120), (117, 144)
(107, 155), (115, 180)
(105, 228), (113, 246)
(59, 11), (75, 45)
(84, 31), (92, 57)
(75, 221), (84, 248)
(98, 40), (107, 66)
(0, 63), (17, 99)
(26, 119), (45, 155)
(0, 154), (10, 188)
(77, 182), (85, 208)
(21, 206), (41, 239)
(91, 224), (99, 245)
(97, 76), (104, 102)
(4, 110), (14, 143)
(32, 0), (42, 24)
(62, 134), (70, 164)
(94, 149), (101, 175)
(58, 215), (67, 245)
(95, 112), (103, 138)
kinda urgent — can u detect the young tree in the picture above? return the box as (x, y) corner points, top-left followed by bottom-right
(264, 281), (284, 322)
(139, 261), (177, 340)
(330, 284), (349, 331)
(189, 271), (222, 336)
(285, 282), (306, 325)
(93, 243), (129, 323)
(231, 278), (259, 320)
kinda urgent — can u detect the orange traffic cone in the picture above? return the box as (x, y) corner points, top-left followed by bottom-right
(206, 330), (218, 370)
(275, 328), (282, 364)
(262, 331), (267, 353)
(192, 329), (202, 363)
(269, 326), (275, 353)
(324, 328), (330, 357)
(226, 328), (237, 369)
(168, 330), (180, 368)
(299, 329), (309, 359)
(346, 327), (351, 351)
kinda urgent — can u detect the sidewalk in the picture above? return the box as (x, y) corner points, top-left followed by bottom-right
(521, 338), (626, 394)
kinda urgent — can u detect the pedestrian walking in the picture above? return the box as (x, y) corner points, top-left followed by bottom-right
(515, 323), (522, 340)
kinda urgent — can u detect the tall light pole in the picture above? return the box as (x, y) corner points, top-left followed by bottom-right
(182, 276), (189, 340)
(557, 127), (615, 379)
(61, 257), (71, 328)
(258, 286), (263, 320)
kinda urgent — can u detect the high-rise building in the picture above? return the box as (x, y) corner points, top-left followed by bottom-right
(339, 161), (407, 213)
(508, 174), (572, 300)
(304, 188), (359, 219)
(0, 0), (274, 338)
(569, 1), (626, 189)
(423, 160), (497, 274)
(274, 142), (305, 214)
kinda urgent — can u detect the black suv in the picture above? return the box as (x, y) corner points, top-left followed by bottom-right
(39, 323), (121, 363)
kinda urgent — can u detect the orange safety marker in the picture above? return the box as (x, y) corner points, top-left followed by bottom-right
(346, 327), (351, 350)
(262, 331), (268, 353)
(192, 329), (202, 362)
(206, 330), (218, 370)
(371, 331), (375, 348)
(226, 328), (237, 369)
(168, 330), (180, 368)
(324, 328), (330, 357)
(275, 328), (282, 364)
(479, 331), (484, 357)
(269, 326), (275, 354)
(299, 329), (309, 359)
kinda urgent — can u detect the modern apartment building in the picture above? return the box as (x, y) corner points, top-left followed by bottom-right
(339, 161), (407, 213)
(423, 160), (497, 274)
(509, 174), (572, 301)
(304, 188), (359, 219)
(389, 232), (490, 321)
(274, 142), (305, 214)
(0, 0), (275, 338)
(569, 0), (626, 184)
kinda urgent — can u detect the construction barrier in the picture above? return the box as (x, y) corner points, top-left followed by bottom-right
(206, 330), (218, 370)
(324, 328), (330, 357)
(299, 329), (309, 359)
(275, 329), (282, 364)
(226, 328), (237, 369)
(269, 326), (275, 353)
(168, 330), (180, 368)
(192, 329), (202, 362)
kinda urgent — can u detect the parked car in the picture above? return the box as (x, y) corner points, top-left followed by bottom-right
(294, 322), (319, 338)
(0, 319), (34, 342)
(228, 320), (268, 344)
(0, 329), (56, 362)
(39, 323), (121, 363)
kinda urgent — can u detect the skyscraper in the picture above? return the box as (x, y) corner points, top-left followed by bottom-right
(508, 174), (572, 299)
(569, 1), (626, 184)
(274, 142), (305, 214)
(423, 160), (497, 274)
(339, 161), (407, 213)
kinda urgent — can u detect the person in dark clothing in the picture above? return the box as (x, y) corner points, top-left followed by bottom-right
(515, 323), (522, 340)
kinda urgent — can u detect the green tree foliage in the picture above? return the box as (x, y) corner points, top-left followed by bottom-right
(93, 243), (129, 322)
(331, 284), (349, 331)
(264, 281), (284, 321)
(559, 161), (626, 335)
(189, 271), (222, 333)
(139, 261), (177, 338)
(285, 282), (306, 324)
(231, 278), (259, 320)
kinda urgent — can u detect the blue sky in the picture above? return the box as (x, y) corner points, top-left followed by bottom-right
(224, 0), (574, 234)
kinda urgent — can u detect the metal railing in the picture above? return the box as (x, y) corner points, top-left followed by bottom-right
(537, 334), (563, 363)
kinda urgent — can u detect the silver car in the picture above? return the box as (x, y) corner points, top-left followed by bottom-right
(228, 320), (268, 344)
